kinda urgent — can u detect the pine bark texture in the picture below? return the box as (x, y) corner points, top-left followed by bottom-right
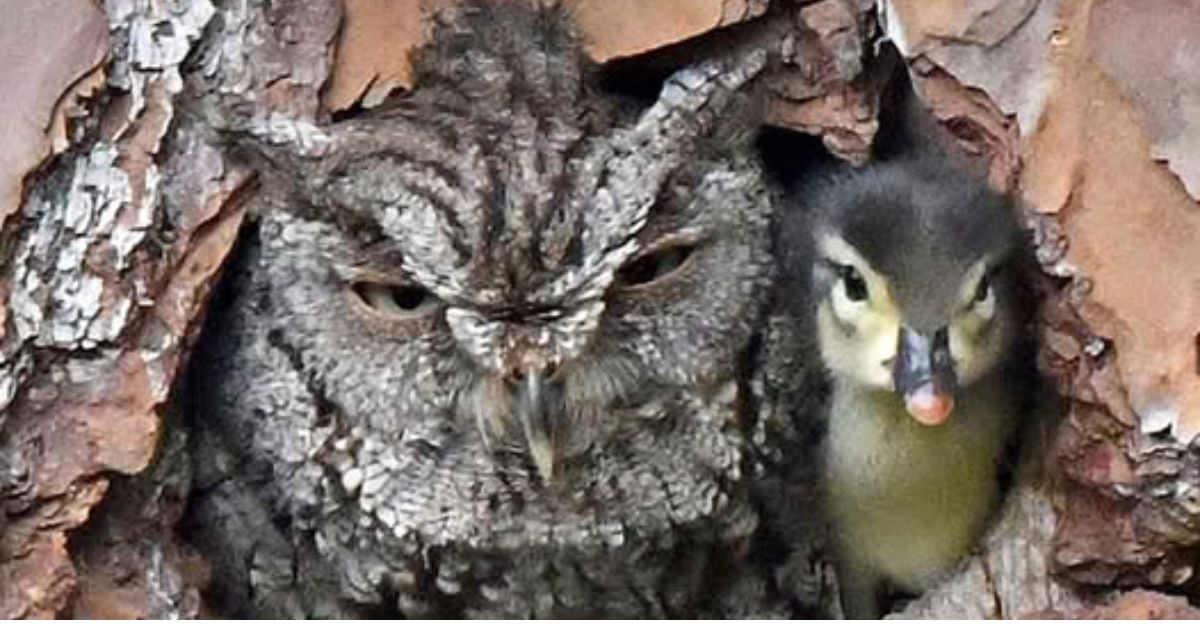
(0, 0), (1197, 618)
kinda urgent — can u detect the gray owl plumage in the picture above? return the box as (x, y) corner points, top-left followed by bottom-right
(186, 2), (779, 618)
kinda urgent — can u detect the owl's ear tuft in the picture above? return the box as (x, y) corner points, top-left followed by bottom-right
(202, 111), (347, 209)
(654, 52), (769, 156)
(226, 117), (335, 168)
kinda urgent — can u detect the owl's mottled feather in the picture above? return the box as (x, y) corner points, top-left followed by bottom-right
(187, 2), (776, 618)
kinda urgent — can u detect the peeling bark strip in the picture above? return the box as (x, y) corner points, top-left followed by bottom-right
(0, 0), (246, 617)
(0, 0), (109, 231)
(0, 0), (1197, 618)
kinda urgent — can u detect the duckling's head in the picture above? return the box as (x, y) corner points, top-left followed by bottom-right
(804, 158), (1027, 426)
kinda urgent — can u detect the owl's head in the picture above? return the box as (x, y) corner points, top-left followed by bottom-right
(792, 157), (1027, 426)
(244, 0), (770, 537)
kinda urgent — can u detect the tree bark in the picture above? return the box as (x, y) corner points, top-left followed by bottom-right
(1, 0), (1198, 618)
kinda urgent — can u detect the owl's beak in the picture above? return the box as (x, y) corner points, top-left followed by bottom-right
(893, 326), (957, 426)
(514, 369), (559, 482)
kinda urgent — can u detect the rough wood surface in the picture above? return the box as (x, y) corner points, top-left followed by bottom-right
(0, 0), (1198, 618)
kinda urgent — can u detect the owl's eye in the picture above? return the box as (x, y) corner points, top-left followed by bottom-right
(615, 244), (696, 288)
(837, 264), (869, 302)
(351, 282), (440, 318)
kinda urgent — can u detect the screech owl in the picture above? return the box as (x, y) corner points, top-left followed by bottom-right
(186, 1), (778, 618)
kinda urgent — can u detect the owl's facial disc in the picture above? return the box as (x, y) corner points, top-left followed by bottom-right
(298, 35), (769, 492)
(508, 238), (699, 482)
(814, 234), (1002, 426)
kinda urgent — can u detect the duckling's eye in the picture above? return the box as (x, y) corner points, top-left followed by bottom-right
(838, 264), (869, 302)
(352, 282), (440, 318)
(973, 274), (992, 304)
(968, 273), (997, 321)
(616, 244), (695, 288)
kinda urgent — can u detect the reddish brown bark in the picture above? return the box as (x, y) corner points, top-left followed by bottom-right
(1, 0), (1198, 618)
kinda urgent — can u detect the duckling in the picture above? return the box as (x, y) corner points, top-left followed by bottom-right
(780, 155), (1033, 618)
